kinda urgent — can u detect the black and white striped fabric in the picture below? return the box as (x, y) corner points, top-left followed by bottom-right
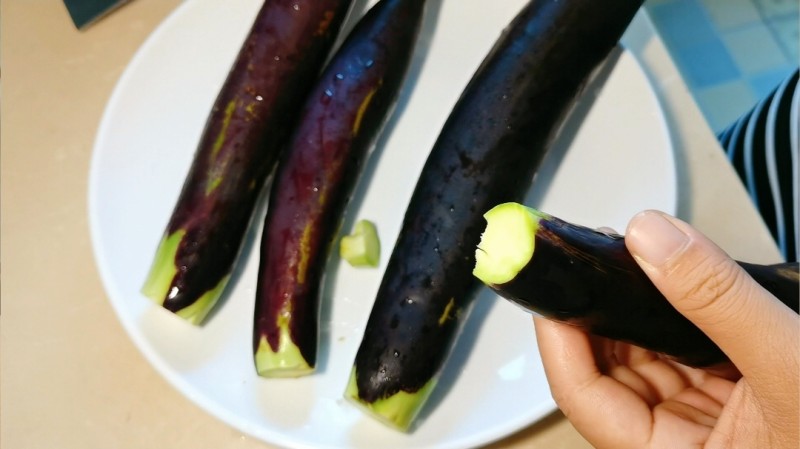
(718, 68), (799, 263)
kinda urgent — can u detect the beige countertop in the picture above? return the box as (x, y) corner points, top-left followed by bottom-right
(1, 1), (782, 448)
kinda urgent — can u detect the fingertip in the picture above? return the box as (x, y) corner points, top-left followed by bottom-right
(532, 314), (556, 332)
(533, 316), (588, 350)
(625, 210), (691, 271)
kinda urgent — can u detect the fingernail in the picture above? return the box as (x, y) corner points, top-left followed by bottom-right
(627, 211), (690, 268)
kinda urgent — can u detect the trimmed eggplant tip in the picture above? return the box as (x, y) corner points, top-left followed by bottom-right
(141, 230), (186, 306)
(173, 274), (230, 325)
(473, 202), (541, 285)
(254, 335), (314, 378)
(343, 369), (436, 432)
(141, 230), (227, 326)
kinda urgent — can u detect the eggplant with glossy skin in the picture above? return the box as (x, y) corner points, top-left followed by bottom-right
(473, 202), (800, 367)
(345, 0), (644, 431)
(252, 0), (427, 377)
(140, 0), (355, 324)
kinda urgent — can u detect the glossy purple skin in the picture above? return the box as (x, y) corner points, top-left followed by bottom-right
(159, 0), (354, 313)
(352, 0), (644, 403)
(252, 0), (426, 366)
(490, 215), (799, 367)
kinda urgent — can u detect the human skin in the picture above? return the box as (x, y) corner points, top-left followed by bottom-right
(534, 210), (799, 449)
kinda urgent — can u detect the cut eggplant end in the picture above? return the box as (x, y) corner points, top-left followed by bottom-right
(340, 219), (380, 267)
(254, 332), (314, 378)
(140, 230), (186, 306)
(141, 228), (227, 326)
(473, 202), (545, 285)
(343, 369), (436, 432)
(173, 274), (229, 325)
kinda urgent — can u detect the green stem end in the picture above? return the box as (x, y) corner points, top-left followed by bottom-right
(473, 202), (545, 285)
(343, 368), (436, 432)
(140, 230), (227, 325)
(340, 219), (381, 267)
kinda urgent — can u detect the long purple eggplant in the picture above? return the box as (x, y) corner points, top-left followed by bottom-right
(141, 0), (355, 324)
(252, 0), (427, 377)
(345, 0), (644, 431)
(474, 203), (800, 367)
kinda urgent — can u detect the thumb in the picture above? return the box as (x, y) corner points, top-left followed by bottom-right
(624, 210), (796, 377)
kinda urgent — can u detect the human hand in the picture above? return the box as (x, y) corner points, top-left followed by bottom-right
(534, 210), (799, 449)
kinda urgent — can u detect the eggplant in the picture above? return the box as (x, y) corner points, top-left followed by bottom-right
(473, 202), (800, 367)
(252, 0), (427, 377)
(140, 0), (355, 324)
(345, 0), (644, 430)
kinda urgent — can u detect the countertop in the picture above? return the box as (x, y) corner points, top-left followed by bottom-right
(1, 1), (783, 448)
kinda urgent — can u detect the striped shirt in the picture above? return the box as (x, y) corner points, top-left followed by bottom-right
(719, 68), (799, 263)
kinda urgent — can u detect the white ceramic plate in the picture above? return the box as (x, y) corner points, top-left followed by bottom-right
(89, 1), (676, 448)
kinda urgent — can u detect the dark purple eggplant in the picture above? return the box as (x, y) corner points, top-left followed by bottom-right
(252, 0), (427, 377)
(473, 202), (800, 367)
(140, 0), (355, 324)
(345, 0), (644, 431)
